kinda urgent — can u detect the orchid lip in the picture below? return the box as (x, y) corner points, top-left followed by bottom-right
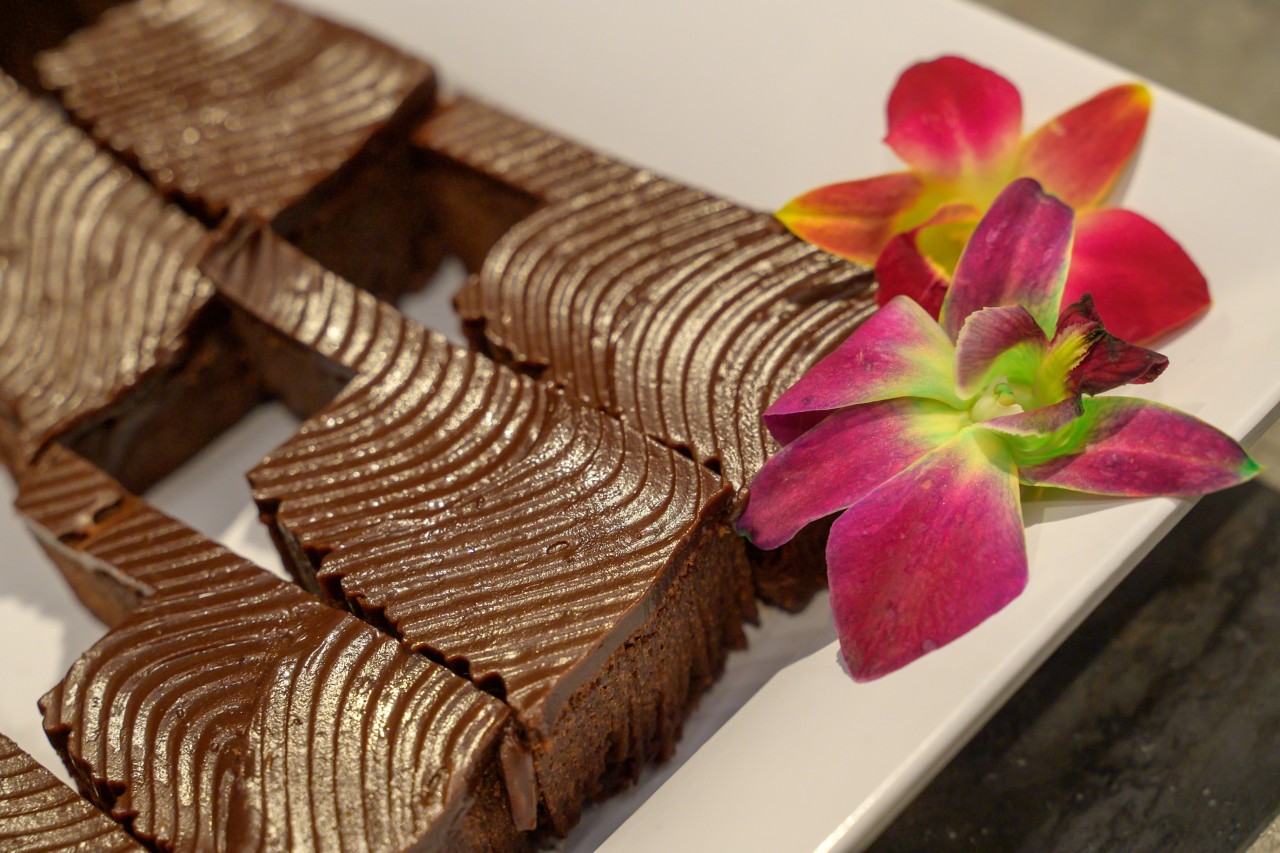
(969, 381), (1027, 423)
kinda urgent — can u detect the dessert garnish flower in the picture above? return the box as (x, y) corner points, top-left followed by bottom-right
(740, 179), (1257, 681)
(777, 55), (1209, 343)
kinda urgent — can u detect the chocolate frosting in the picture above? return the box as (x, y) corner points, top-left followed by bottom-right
(0, 732), (140, 851)
(19, 448), (521, 852)
(206, 223), (738, 728)
(0, 72), (213, 477)
(427, 98), (878, 494)
(38, 0), (435, 222)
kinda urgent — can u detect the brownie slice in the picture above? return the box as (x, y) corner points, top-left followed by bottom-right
(204, 222), (757, 834)
(0, 71), (261, 494)
(0, 732), (141, 851)
(38, 0), (441, 301)
(17, 447), (529, 852)
(414, 97), (877, 609)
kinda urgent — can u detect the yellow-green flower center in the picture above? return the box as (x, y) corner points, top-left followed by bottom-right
(968, 377), (1031, 423)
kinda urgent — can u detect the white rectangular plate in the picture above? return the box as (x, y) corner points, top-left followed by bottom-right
(3, 1), (1280, 851)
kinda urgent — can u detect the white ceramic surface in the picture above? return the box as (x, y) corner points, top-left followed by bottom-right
(2, 1), (1279, 851)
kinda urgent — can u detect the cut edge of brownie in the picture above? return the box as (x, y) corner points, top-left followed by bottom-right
(0, 285), (266, 500)
(18, 446), (534, 851)
(37, 0), (446, 303)
(524, 494), (754, 834)
(270, 70), (444, 303)
(204, 220), (758, 836)
(55, 299), (267, 496)
(258, 470), (757, 836)
(0, 731), (141, 851)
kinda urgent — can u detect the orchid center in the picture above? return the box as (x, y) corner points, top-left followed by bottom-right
(955, 162), (1019, 213)
(968, 377), (1031, 423)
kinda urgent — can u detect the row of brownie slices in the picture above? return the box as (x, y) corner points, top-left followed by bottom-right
(0, 0), (878, 849)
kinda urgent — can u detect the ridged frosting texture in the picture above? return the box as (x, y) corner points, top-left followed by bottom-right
(38, 0), (433, 220)
(0, 733), (140, 851)
(434, 98), (879, 491)
(23, 448), (512, 853)
(208, 224), (729, 724)
(0, 72), (211, 474)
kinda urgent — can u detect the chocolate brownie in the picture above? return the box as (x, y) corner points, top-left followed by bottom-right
(415, 97), (878, 609)
(0, 70), (261, 494)
(0, 732), (141, 851)
(38, 0), (441, 301)
(18, 447), (529, 851)
(203, 222), (757, 834)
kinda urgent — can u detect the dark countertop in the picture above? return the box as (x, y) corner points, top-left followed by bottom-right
(875, 481), (1280, 851)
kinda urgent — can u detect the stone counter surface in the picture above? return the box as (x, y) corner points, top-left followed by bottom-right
(875, 482), (1280, 851)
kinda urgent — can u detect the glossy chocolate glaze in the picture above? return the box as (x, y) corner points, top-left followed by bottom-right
(420, 98), (877, 608)
(431, 98), (877, 491)
(0, 72), (259, 492)
(205, 222), (756, 832)
(38, 0), (435, 223)
(38, 0), (441, 301)
(0, 732), (140, 851)
(18, 447), (526, 852)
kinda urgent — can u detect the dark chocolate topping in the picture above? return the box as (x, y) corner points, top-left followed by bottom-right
(38, 0), (435, 222)
(427, 98), (878, 493)
(0, 732), (140, 851)
(0, 72), (213, 478)
(207, 223), (737, 726)
(20, 448), (521, 852)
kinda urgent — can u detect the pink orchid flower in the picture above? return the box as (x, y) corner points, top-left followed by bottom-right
(741, 179), (1256, 682)
(777, 56), (1210, 343)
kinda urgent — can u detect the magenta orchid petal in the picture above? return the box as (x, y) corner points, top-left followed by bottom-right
(739, 399), (967, 550)
(764, 296), (960, 445)
(980, 396), (1084, 437)
(1065, 208), (1210, 343)
(1018, 397), (1260, 496)
(873, 201), (978, 315)
(953, 304), (1047, 397)
(941, 179), (1074, 340)
(874, 229), (952, 317)
(1055, 294), (1169, 395)
(885, 56), (1023, 181)
(828, 429), (1026, 681)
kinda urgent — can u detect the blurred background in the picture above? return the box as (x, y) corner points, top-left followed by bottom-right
(875, 2), (1280, 850)
(978, 0), (1280, 139)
